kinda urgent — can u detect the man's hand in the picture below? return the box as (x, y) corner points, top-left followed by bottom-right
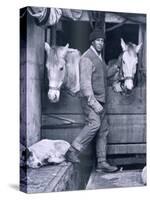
(92, 100), (103, 113)
(88, 96), (103, 113)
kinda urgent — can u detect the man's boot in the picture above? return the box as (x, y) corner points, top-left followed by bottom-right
(96, 161), (118, 173)
(65, 146), (80, 163)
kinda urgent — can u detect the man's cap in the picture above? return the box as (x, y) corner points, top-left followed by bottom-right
(89, 28), (105, 42)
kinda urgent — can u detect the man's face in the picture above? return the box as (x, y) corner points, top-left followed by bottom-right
(92, 38), (104, 53)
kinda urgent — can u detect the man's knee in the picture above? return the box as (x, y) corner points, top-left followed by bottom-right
(99, 129), (109, 138)
(89, 118), (101, 132)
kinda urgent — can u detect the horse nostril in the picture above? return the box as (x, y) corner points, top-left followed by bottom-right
(125, 88), (132, 95)
(127, 88), (132, 92)
(37, 163), (41, 167)
(54, 94), (58, 101)
(48, 92), (51, 99)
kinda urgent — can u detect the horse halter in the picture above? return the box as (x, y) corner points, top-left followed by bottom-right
(116, 51), (135, 95)
(118, 51), (134, 82)
(48, 84), (63, 91)
(48, 66), (67, 91)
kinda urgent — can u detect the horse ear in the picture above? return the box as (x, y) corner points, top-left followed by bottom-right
(65, 43), (69, 49)
(135, 43), (142, 53)
(45, 42), (51, 54)
(121, 38), (127, 51)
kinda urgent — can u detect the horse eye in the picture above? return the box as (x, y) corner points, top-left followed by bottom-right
(60, 67), (64, 71)
(122, 60), (125, 64)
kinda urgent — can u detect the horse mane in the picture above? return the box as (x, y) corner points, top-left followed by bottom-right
(64, 48), (81, 94)
(127, 42), (136, 48)
(46, 44), (81, 94)
(126, 42), (137, 54)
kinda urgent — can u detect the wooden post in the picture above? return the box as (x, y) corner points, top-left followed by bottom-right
(45, 28), (51, 44)
(138, 24), (145, 102)
(138, 24), (143, 70)
(20, 8), (45, 147)
(94, 11), (105, 58)
(51, 25), (57, 46)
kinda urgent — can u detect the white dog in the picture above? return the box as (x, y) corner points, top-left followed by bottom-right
(23, 139), (70, 168)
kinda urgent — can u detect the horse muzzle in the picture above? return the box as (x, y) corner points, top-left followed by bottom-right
(48, 89), (60, 103)
(124, 78), (134, 91)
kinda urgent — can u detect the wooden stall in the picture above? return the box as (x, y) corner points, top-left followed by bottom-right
(41, 11), (146, 166)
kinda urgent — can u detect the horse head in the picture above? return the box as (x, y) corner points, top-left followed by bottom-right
(45, 42), (80, 103)
(112, 38), (142, 95)
(45, 42), (69, 103)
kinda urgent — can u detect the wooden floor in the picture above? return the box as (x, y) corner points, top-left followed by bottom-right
(86, 168), (145, 190)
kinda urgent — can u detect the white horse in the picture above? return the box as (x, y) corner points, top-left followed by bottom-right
(45, 42), (80, 103)
(108, 38), (142, 95)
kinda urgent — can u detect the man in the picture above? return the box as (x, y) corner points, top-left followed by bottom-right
(66, 28), (118, 173)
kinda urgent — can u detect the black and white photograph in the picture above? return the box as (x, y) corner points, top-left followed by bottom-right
(19, 6), (147, 194)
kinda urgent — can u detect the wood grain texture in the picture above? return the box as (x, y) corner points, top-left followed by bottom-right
(42, 114), (146, 144)
(107, 87), (146, 114)
(20, 158), (93, 193)
(42, 87), (146, 114)
(108, 155), (146, 166)
(108, 115), (146, 143)
(107, 144), (146, 154)
(20, 10), (45, 148)
(86, 169), (144, 190)
(20, 164), (73, 193)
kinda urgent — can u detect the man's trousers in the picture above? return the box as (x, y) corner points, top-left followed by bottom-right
(72, 97), (109, 162)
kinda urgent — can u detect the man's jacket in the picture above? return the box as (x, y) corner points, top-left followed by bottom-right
(79, 46), (117, 103)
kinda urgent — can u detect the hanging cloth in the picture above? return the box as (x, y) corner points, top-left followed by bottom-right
(27, 7), (62, 26)
(62, 9), (83, 20)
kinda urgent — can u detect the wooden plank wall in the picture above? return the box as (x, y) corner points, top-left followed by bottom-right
(41, 86), (146, 156)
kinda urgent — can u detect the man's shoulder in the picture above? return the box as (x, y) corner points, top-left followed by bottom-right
(80, 54), (92, 66)
(80, 48), (93, 62)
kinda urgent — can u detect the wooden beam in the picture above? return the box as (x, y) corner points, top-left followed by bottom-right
(107, 144), (146, 154)
(61, 11), (144, 24)
(108, 155), (146, 166)
(106, 19), (127, 32)
(51, 25), (56, 46)
(45, 28), (51, 44)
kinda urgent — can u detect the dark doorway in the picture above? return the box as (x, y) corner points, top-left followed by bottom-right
(56, 21), (139, 63)
(56, 21), (92, 54)
(105, 23), (139, 63)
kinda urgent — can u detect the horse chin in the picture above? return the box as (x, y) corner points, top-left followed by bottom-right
(50, 98), (59, 103)
(48, 90), (60, 103)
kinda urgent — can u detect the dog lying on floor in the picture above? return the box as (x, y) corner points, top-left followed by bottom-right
(21, 139), (70, 168)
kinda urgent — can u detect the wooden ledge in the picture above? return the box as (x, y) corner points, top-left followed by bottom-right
(20, 162), (74, 193)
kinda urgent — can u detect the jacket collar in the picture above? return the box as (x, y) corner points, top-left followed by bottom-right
(90, 45), (102, 61)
